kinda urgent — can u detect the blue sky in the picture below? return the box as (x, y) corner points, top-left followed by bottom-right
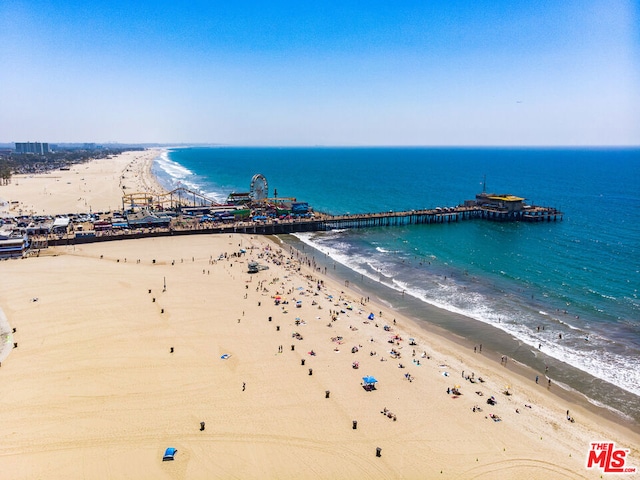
(1, 0), (638, 145)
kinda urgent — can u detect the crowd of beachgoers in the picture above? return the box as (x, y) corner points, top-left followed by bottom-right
(0, 149), (637, 478)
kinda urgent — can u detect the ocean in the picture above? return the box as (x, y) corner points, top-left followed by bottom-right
(153, 146), (640, 421)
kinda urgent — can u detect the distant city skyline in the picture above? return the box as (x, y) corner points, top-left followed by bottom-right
(14, 142), (49, 154)
(1, 1), (638, 146)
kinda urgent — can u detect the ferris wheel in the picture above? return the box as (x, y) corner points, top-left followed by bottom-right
(250, 174), (268, 201)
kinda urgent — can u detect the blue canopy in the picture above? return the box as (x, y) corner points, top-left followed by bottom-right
(368, 313), (375, 320)
(362, 375), (378, 384)
(163, 447), (177, 461)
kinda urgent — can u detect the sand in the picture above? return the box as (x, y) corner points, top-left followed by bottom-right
(0, 153), (638, 479)
(0, 149), (163, 217)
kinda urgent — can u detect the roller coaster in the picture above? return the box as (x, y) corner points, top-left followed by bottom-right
(122, 174), (298, 214)
(122, 187), (218, 211)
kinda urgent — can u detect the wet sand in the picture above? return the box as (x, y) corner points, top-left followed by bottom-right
(286, 234), (640, 429)
(0, 153), (638, 479)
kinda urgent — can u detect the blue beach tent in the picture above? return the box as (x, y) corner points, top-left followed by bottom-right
(163, 447), (177, 461)
(362, 375), (378, 391)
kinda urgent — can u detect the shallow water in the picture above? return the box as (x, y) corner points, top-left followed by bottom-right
(153, 146), (640, 420)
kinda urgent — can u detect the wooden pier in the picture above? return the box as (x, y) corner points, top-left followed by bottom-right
(42, 204), (562, 247)
(228, 204), (563, 235)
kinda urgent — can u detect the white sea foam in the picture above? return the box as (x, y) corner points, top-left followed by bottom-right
(153, 152), (232, 204)
(291, 232), (640, 398)
(558, 319), (581, 330)
(293, 232), (392, 284)
(584, 394), (635, 422)
(375, 246), (401, 254)
(155, 151), (196, 183)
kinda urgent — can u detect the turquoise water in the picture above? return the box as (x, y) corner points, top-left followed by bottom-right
(153, 146), (640, 415)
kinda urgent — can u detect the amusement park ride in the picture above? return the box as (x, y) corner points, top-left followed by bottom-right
(121, 173), (302, 215)
(249, 173), (268, 201)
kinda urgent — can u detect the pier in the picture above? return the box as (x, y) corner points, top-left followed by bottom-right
(38, 203), (562, 248)
(212, 204), (563, 236)
(9, 174), (563, 253)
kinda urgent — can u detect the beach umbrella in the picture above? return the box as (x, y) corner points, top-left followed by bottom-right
(362, 375), (378, 384)
(368, 313), (375, 320)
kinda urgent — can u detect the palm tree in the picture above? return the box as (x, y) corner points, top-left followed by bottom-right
(0, 161), (12, 185)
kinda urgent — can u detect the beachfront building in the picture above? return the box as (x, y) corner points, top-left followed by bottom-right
(26, 220), (54, 236)
(0, 226), (28, 258)
(51, 217), (70, 234)
(126, 209), (171, 229)
(14, 142), (50, 155)
(227, 192), (252, 205)
(475, 193), (525, 213)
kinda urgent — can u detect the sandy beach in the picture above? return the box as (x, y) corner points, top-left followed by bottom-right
(0, 153), (638, 479)
(0, 149), (163, 217)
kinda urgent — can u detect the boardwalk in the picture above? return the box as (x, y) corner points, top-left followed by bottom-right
(41, 204), (563, 247)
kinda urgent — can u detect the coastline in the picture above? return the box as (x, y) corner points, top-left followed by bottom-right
(2, 234), (639, 478)
(0, 150), (638, 477)
(275, 234), (640, 433)
(0, 148), (166, 365)
(0, 148), (164, 216)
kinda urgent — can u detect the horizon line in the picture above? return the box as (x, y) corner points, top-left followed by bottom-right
(2, 142), (639, 149)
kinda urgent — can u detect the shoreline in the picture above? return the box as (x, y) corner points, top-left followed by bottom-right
(273, 233), (640, 434)
(0, 148), (164, 217)
(6, 149), (637, 428)
(4, 149), (638, 429)
(0, 150), (639, 477)
(2, 234), (639, 478)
